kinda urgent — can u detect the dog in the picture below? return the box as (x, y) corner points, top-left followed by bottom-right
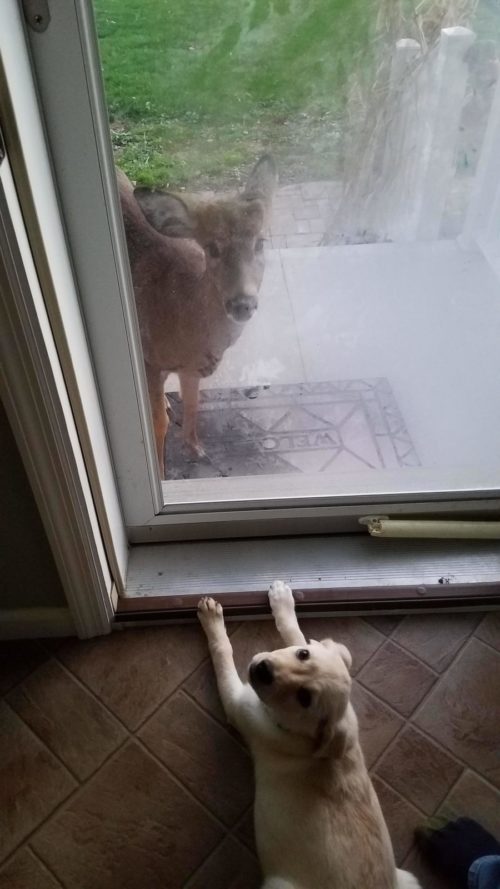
(118, 157), (276, 477)
(198, 582), (422, 889)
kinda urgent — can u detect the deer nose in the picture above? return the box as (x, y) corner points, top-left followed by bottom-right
(249, 658), (274, 686)
(226, 294), (257, 323)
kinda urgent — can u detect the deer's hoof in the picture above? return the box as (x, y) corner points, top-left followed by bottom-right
(184, 440), (206, 461)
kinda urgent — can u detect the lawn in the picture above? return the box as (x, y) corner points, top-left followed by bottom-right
(93, 0), (376, 189)
(93, 0), (496, 191)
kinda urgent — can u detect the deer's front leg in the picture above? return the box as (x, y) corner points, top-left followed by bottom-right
(179, 372), (205, 458)
(268, 580), (306, 646)
(145, 363), (169, 479)
(197, 597), (248, 727)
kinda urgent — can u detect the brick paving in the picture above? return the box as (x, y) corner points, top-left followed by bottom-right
(267, 180), (341, 248)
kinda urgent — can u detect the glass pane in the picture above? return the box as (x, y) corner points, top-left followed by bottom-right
(94, 0), (500, 507)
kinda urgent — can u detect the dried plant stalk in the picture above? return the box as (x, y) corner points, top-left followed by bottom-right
(325, 0), (479, 244)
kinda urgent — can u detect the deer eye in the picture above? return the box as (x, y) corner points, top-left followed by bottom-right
(206, 242), (221, 259)
(297, 687), (312, 708)
(255, 238), (265, 253)
(296, 648), (310, 661)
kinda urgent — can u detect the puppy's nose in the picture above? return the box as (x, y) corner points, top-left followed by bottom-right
(250, 658), (274, 686)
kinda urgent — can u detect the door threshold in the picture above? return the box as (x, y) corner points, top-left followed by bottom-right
(116, 535), (500, 621)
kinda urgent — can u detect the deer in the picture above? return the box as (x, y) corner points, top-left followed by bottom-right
(118, 156), (276, 479)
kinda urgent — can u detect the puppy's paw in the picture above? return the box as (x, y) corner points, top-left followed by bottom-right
(268, 580), (295, 613)
(197, 596), (224, 636)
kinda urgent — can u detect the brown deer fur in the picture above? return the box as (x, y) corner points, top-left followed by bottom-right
(118, 158), (276, 478)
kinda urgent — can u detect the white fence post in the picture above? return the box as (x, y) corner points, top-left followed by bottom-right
(376, 38), (422, 240)
(461, 69), (500, 248)
(410, 26), (476, 241)
(390, 37), (421, 86)
(326, 27), (476, 245)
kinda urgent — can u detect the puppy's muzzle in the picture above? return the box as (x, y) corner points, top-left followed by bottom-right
(249, 658), (274, 686)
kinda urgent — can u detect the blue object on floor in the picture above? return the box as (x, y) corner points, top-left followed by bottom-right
(469, 856), (500, 889)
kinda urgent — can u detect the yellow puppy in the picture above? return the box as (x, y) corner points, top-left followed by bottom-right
(198, 581), (422, 889)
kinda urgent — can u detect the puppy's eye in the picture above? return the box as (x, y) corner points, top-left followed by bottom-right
(206, 242), (221, 259)
(297, 687), (312, 708)
(296, 648), (310, 661)
(255, 238), (265, 253)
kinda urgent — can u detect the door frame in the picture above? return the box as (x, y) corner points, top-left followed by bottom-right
(0, 154), (114, 637)
(18, 0), (500, 539)
(1, 0), (500, 633)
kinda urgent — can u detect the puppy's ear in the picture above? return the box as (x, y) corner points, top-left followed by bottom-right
(320, 639), (353, 672)
(314, 717), (348, 759)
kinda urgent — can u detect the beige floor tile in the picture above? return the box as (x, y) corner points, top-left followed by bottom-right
(0, 641), (47, 697)
(376, 725), (463, 814)
(438, 770), (500, 837)
(393, 614), (480, 672)
(184, 659), (227, 724)
(351, 682), (404, 768)
(31, 742), (223, 889)
(56, 625), (207, 730)
(140, 691), (253, 826)
(0, 703), (76, 860)
(475, 612), (500, 652)
(0, 848), (62, 889)
(364, 616), (401, 636)
(372, 777), (423, 865)
(4, 609), (499, 887)
(186, 837), (261, 889)
(234, 808), (257, 854)
(414, 639), (500, 788)
(358, 641), (436, 717)
(7, 660), (126, 781)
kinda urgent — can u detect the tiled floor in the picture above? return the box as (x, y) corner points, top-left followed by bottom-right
(1, 611), (500, 888)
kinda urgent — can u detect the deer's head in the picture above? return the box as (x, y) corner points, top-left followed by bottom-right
(134, 155), (276, 324)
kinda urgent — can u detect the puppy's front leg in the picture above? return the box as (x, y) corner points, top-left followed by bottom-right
(197, 597), (247, 727)
(268, 580), (306, 646)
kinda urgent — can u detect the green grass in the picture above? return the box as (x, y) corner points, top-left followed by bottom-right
(94, 0), (377, 188)
(94, 0), (498, 190)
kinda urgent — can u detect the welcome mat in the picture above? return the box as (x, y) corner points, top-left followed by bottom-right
(165, 378), (419, 481)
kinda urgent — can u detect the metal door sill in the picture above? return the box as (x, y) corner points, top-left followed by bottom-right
(115, 534), (500, 622)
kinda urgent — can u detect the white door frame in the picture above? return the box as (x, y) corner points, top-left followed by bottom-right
(461, 70), (500, 276)
(2, 1), (500, 634)
(0, 0), (129, 636)
(22, 0), (163, 527)
(0, 154), (115, 637)
(20, 0), (500, 536)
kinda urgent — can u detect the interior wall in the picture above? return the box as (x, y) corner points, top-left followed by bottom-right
(0, 399), (65, 608)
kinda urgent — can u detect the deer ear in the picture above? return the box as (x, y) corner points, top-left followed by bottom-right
(243, 155), (277, 205)
(134, 188), (194, 238)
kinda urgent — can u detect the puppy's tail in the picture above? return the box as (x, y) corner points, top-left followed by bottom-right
(396, 868), (423, 889)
